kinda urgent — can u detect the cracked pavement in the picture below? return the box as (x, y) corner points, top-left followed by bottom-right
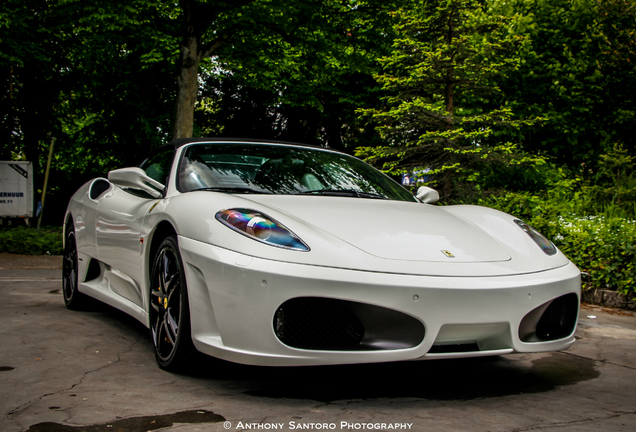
(1, 260), (635, 432)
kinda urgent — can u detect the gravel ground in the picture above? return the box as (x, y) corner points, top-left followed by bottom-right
(0, 253), (62, 270)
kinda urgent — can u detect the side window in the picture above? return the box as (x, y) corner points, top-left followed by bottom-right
(140, 150), (175, 186)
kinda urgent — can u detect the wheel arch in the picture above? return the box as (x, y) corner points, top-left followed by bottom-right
(146, 224), (196, 370)
(147, 220), (178, 270)
(63, 212), (75, 249)
(64, 212), (74, 235)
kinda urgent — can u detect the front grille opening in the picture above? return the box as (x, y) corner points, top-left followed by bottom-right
(519, 293), (579, 342)
(274, 297), (425, 351)
(274, 298), (364, 349)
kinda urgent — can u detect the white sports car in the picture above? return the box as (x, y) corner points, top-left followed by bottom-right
(63, 138), (581, 371)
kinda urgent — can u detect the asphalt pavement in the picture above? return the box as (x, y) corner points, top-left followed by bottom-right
(1, 255), (635, 432)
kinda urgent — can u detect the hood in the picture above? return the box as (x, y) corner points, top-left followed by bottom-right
(242, 196), (511, 263)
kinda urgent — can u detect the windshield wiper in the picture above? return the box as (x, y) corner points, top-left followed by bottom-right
(296, 189), (388, 199)
(190, 187), (270, 194)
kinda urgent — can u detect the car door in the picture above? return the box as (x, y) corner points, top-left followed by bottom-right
(95, 147), (176, 306)
(95, 187), (156, 306)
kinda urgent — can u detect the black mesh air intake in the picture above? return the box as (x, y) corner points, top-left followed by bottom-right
(535, 293), (579, 340)
(274, 297), (364, 350)
(519, 293), (579, 342)
(274, 297), (426, 351)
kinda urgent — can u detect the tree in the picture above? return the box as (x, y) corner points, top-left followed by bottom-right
(1, 0), (403, 223)
(172, 0), (255, 139)
(357, 0), (533, 199)
(585, 143), (636, 206)
(192, 0), (401, 150)
(496, 0), (636, 166)
(0, 0), (183, 224)
(0, 0), (67, 165)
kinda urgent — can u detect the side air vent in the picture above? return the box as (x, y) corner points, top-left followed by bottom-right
(519, 293), (579, 342)
(89, 179), (111, 200)
(84, 258), (102, 283)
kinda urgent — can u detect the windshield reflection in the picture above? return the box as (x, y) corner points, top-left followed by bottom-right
(177, 143), (416, 202)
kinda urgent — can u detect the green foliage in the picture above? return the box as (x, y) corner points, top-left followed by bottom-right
(584, 143), (636, 206)
(554, 214), (636, 297)
(496, 0), (636, 166)
(1, 0), (180, 224)
(479, 159), (636, 297)
(0, 0), (634, 308)
(0, 226), (63, 255)
(357, 0), (539, 199)
(198, 0), (399, 150)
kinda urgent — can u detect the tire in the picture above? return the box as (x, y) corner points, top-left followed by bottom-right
(149, 236), (195, 371)
(62, 224), (89, 310)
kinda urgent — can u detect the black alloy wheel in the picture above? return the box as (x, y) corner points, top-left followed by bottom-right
(149, 236), (194, 371)
(62, 224), (88, 309)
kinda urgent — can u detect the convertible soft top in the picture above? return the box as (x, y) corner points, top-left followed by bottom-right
(166, 137), (322, 149)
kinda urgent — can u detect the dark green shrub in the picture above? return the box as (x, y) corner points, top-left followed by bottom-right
(552, 215), (635, 296)
(0, 226), (63, 255)
(480, 183), (636, 298)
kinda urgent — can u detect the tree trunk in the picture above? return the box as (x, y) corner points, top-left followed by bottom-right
(445, 8), (455, 119)
(445, 71), (454, 116)
(172, 0), (253, 140)
(324, 111), (345, 151)
(172, 34), (200, 139)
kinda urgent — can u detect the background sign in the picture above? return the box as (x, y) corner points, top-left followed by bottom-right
(0, 161), (34, 218)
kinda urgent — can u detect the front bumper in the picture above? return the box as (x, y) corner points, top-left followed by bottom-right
(179, 236), (581, 366)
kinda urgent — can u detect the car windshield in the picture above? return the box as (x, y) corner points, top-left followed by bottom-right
(177, 143), (416, 202)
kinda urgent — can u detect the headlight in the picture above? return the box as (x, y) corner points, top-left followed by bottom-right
(514, 219), (557, 256)
(216, 208), (310, 251)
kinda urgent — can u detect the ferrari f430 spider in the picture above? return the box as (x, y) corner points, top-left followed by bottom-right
(63, 138), (580, 370)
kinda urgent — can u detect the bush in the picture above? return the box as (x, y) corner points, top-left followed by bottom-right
(551, 215), (636, 296)
(480, 187), (636, 298)
(0, 226), (64, 255)
(475, 143), (636, 299)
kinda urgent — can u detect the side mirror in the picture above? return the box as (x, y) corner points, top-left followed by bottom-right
(108, 167), (165, 199)
(416, 186), (439, 204)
